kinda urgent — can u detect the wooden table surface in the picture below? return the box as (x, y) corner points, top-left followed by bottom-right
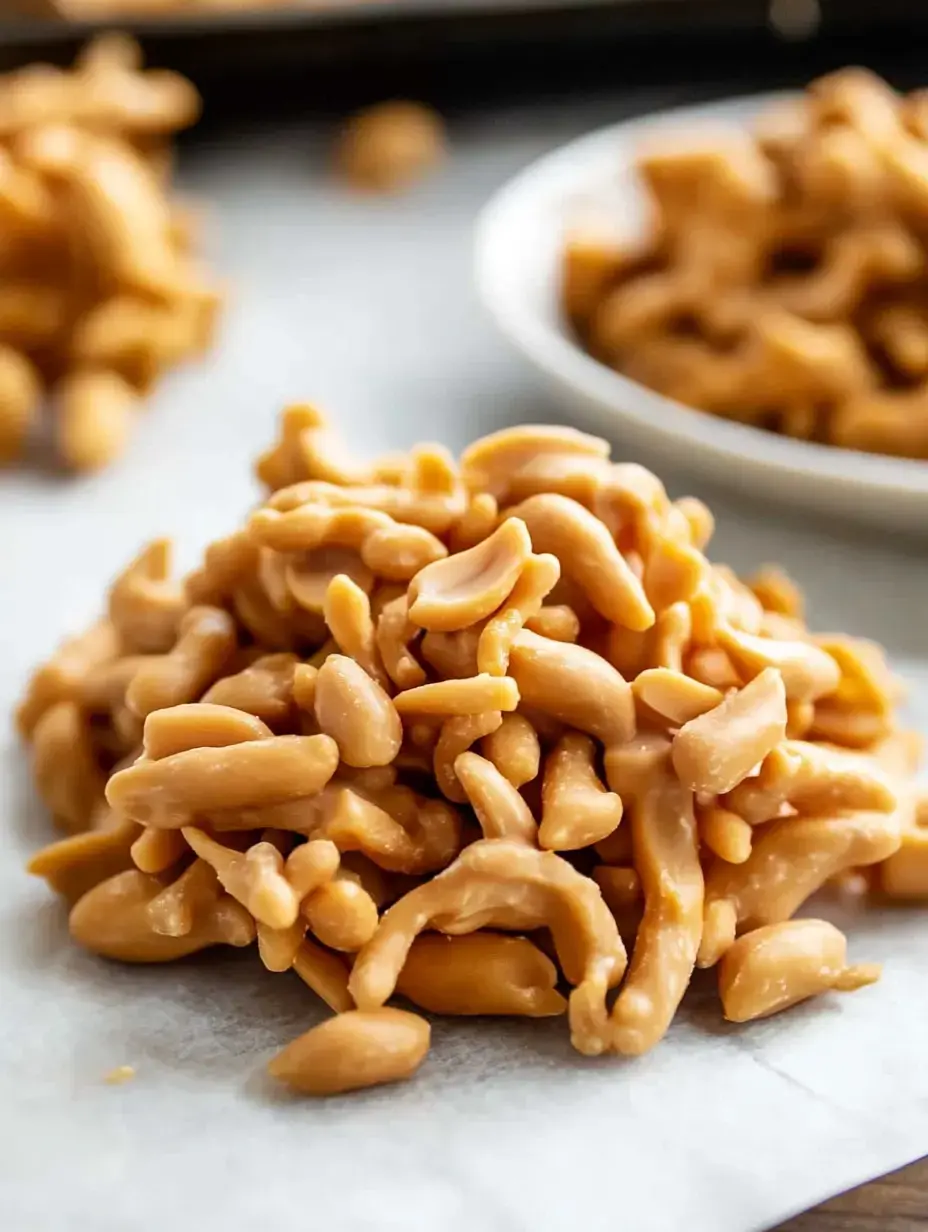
(776, 1159), (928, 1231)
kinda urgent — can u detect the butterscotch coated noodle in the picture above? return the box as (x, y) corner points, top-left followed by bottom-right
(565, 68), (928, 459)
(19, 406), (923, 1096)
(0, 35), (219, 472)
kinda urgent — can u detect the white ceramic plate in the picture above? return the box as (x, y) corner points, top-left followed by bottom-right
(474, 94), (928, 534)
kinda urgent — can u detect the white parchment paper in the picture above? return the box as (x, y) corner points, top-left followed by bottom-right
(1, 98), (926, 1232)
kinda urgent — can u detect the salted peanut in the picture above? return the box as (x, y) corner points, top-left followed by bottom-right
(698, 806), (753, 864)
(257, 918), (307, 973)
(719, 920), (880, 1023)
(269, 478), (466, 537)
(609, 774), (703, 1056)
(879, 826), (928, 899)
(0, 344), (40, 464)
(70, 869), (254, 962)
(480, 712), (541, 788)
(320, 573), (383, 683)
(336, 100), (445, 193)
(145, 857), (220, 937)
(433, 711), (502, 802)
(287, 548), (373, 616)
(230, 574), (326, 652)
(184, 531), (258, 607)
(633, 668), (724, 726)
(407, 517), (531, 633)
(508, 630), (635, 746)
(130, 826), (186, 875)
(672, 668), (787, 796)
(717, 624), (840, 703)
(313, 655), (402, 769)
(108, 539), (185, 654)
(303, 872), (379, 952)
(786, 698), (815, 739)
(125, 606), (235, 720)
(397, 933), (567, 1017)
(460, 424), (610, 502)
(477, 553), (561, 676)
(183, 827), (300, 930)
(350, 839), (626, 1056)
(56, 368), (137, 472)
(447, 492), (498, 553)
(269, 1007), (430, 1097)
(419, 626), (481, 680)
(142, 703), (272, 760)
(539, 734), (623, 851)
(701, 808), (904, 963)
(32, 701), (104, 834)
(453, 752), (538, 844)
(562, 230), (631, 325)
(394, 674), (519, 718)
(17, 618), (120, 738)
(285, 839), (340, 901)
(747, 566), (804, 619)
(508, 494), (654, 632)
(317, 785), (462, 876)
(724, 739), (897, 825)
(375, 595), (426, 690)
(525, 605), (580, 643)
(291, 938), (353, 1013)
(202, 652), (298, 726)
(106, 733), (339, 827)
(27, 820), (138, 903)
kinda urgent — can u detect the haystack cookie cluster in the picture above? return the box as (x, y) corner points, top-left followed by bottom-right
(19, 407), (925, 1095)
(0, 35), (220, 471)
(566, 69), (928, 459)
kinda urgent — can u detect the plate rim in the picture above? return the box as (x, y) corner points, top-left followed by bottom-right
(474, 91), (928, 505)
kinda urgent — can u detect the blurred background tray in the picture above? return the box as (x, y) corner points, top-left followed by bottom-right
(2, 1), (928, 121)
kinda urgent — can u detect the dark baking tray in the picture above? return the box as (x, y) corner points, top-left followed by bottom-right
(0, 0), (926, 122)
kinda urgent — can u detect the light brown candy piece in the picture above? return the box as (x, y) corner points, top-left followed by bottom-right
(480, 713), (541, 788)
(719, 920), (880, 1023)
(17, 618), (120, 738)
(105, 734), (339, 827)
(608, 773), (703, 1056)
(453, 751), (538, 844)
(433, 711), (503, 802)
(879, 823), (928, 899)
(507, 494), (654, 632)
(32, 701), (105, 834)
(313, 654), (402, 768)
(507, 630), (635, 746)
(539, 733), (623, 851)
(303, 871), (379, 952)
(336, 102), (445, 193)
(350, 839), (626, 1057)
(672, 668), (787, 796)
(394, 674), (519, 718)
(183, 827), (300, 930)
(202, 653), (298, 726)
(28, 821), (139, 903)
(142, 703), (272, 760)
(126, 606), (236, 719)
(407, 517), (532, 633)
(56, 369), (138, 472)
(130, 827), (187, 875)
(69, 869), (254, 962)
(291, 938), (353, 1012)
(268, 1008), (431, 1096)
(0, 344), (40, 464)
(396, 933), (567, 1017)
(460, 424), (609, 503)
